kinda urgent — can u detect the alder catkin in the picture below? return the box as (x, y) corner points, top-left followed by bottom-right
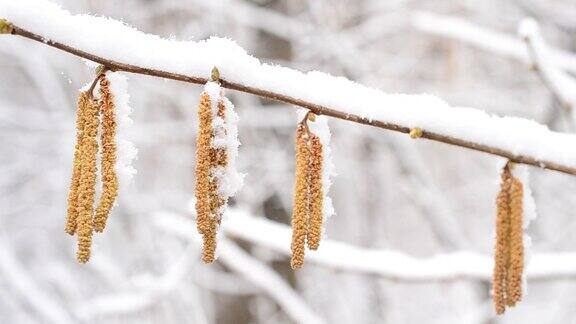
(506, 177), (524, 306)
(66, 92), (90, 236)
(195, 91), (232, 263)
(306, 134), (323, 250)
(492, 165), (512, 315)
(76, 95), (100, 263)
(291, 125), (310, 269)
(94, 75), (119, 233)
(202, 99), (229, 263)
(195, 93), (213, 239)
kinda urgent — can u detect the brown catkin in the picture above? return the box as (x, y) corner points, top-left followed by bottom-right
(195, 93), (213, 239)
(291, 125), (310, 269)
(506, 177), (524, 306)
(492, 165), (512, 314)
(65, 92), (90, 236)
(195, 91), (230, 264)
(94, 75), (119, 233)
(76, 94), (100, 263)
(306, 134), (323, 250)
(202, 99), (228, 263)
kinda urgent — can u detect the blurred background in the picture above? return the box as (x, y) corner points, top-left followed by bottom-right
(1, 0), (576, 323)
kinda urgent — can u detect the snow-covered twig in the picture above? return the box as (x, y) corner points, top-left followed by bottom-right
(2, 2), (576, 175)
(519, 19), (576, 115)
(0, 240), (74, 324)
(412, 12), (576, 75)
(222, 210), (576, 282)
(77, 244), (209, 323)
(156, 209), (576, 282)
(154, 214), (326, 324)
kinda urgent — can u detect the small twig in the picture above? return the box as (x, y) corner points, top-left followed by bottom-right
(86, 67), (108, 97)
(298, 111), (315, 136)
(522, 21), (576, 131)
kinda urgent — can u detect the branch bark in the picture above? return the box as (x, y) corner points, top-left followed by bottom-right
(5, 24), (576, 176)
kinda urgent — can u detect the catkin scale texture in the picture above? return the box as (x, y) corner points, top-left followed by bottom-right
(306, 134), (323, 250)
(492, 167), (511, 315)
(75, 96), (100, 263)
(195, 93), (215, 250)
(66, 92), (90, 236)
(290, 125), (310, 269)
(492, 163), (525, 314)
(195, 91), (231, 264)
(506, 178), (524, 306)
(94, 75), (119, 233)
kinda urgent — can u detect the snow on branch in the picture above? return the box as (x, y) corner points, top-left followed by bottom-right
(519, 18), (576, 113)
(0, 241), (74, 324)
(412, 12), (576, 75)
(2, 1), (576, 175)
(155, 209), (576, 282)
(154, 213), (325, 324)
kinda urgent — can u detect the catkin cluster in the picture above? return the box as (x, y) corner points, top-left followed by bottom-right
(195, 90), (229, 263)
(290, 116), (324, 269)
(492, 162), (524, 314)
(65, 73), (119, 263)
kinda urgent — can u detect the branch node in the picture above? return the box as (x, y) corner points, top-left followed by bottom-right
(409, 127), (423, 139)
(211, 67), (220, 83)
(307, 112), (316, 122)
(0, 19), (13, 34)
(95, 64), (106, 76)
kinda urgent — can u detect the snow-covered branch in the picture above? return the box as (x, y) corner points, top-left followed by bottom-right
(154, 213), (325, 324)
(412, 12), (576, 74)
(0, 240), (74, 324)
(155, 209), (576, 282)
(2, 2), (576, 175)
(519, 19), (576, 113)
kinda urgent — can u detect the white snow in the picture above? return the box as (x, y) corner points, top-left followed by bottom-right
(412, 12), (576, 74)
(157, 207), (576, 281)
(519, 18), (576, 110)
(106, 72), (137, 187)
(154, 212), (325, 324)
(296, 109), (335, 223)
(2, 1), (576, 168)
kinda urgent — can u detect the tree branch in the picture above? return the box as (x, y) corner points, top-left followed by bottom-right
(4, 23), (576, 175)
(155, 209), (576, 282)
(521, 19), (576, 114)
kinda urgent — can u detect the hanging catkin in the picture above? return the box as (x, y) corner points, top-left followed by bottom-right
(195, 91), (217, 262)
(492, 162), (525, 314)
(65, 70), (135, 264)
(194, 73), (244, 264)
(75, 93), (100, 263)
(66, 92), (90, 236)
(203, 99), (229, 263)
(306, 133), (323, 250)
(290, 124), (310, 269)
(492, 165), (512, 314)
(94, 74), (119, 233)
(506, 177), (524, 306)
